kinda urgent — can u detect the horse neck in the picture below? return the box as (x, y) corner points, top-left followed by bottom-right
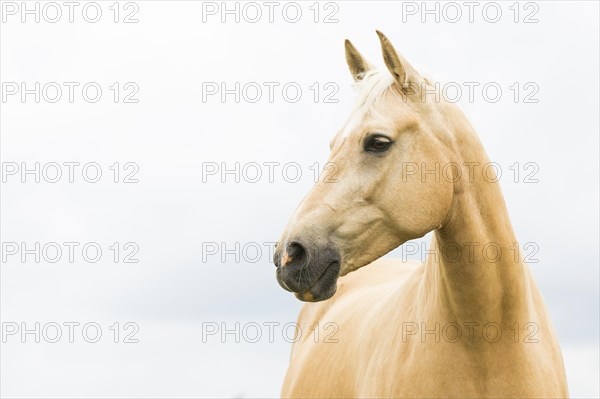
(423, 109), (530, 324)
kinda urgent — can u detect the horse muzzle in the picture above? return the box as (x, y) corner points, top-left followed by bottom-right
(274, 240), (341, 302)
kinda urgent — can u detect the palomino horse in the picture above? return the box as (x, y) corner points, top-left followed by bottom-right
(273, 32), (568, 398)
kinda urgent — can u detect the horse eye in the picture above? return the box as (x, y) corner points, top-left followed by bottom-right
(364, 135), (393, 153)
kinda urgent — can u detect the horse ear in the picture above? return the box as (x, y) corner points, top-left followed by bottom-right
(345, 39), (371, 81)
(376, 30), (420, 93)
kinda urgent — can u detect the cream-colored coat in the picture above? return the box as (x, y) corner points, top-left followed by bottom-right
(277, 32), (568, 398)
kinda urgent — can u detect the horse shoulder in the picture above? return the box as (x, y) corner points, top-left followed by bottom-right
(282, 258), (422, 397)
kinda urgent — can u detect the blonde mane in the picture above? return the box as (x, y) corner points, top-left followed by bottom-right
(352, 70), (396, 108)
(340, 70), (397, 138)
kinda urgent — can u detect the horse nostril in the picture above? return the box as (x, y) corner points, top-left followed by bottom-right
(283, 241), (307, 268)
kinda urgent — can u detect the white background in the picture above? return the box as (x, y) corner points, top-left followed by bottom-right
(1, 1), (598, 397)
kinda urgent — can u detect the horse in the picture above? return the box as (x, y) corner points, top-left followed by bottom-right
(272, 31), (568, 398)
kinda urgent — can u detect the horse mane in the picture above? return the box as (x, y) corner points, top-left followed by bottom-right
(341, 69), (435, 138)
(351, 70), (397, 110)
(341, 70), (400, 138)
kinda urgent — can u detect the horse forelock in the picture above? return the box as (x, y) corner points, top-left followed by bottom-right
(352, 70), (396, 110)
(340, 70), (397, 138)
